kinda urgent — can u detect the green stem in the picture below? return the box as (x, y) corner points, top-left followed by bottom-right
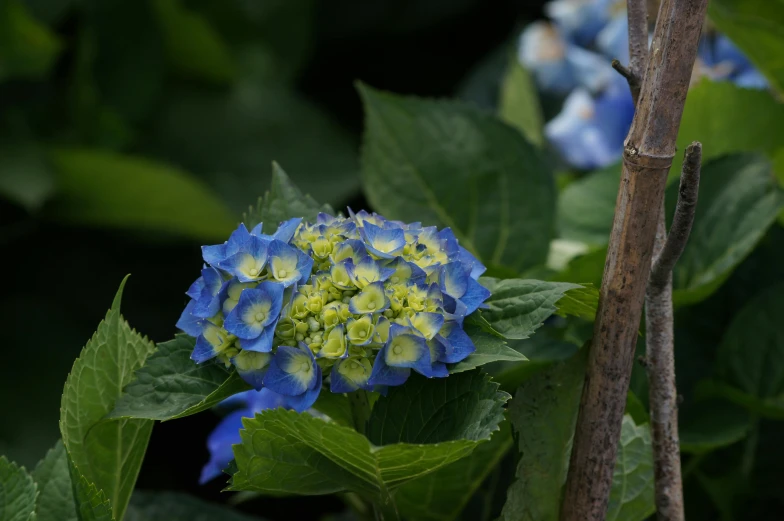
(349, 389), (372, 436)
(741, 415), (760, 479)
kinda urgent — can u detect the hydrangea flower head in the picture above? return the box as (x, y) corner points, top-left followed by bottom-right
(178, 211), (489, 412)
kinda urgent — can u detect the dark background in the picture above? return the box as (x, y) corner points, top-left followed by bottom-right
(0, 1), (547, 519)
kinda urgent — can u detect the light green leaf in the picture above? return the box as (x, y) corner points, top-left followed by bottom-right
(152, 0), (235, 84)
(450, 322), (527, 374)
(557, 162), (620, 245)
(0, 143), (56, 212)
(367, 371), (509, 446)
(47, 148), (236, 241)
(358, 83), (555, 273)
(498, 60), (544, 147)
(231, 373), (509, 499)
(606, 417), (655, 521)
(672, 154), (783, 306)
(553, 284), (599, 322)
(0, 456), (37, 521)
(243, 162), (333, 233)
(0, 0), (61, 81)
(126, 491), (265, 521)
(500, 349), (586, 521)
(679, 398), (750, 454)
(146, 83), (359, 213)
(708, 0), (784, 94)
(395, 422), (514, 521)
(108, 335), (251, 422)
(32, 441), (77, 521)
(479, 278), (587, 339)
(59, 277), (156, 521)
(715, 282), (784, 415)
(676, 81), (784, 177)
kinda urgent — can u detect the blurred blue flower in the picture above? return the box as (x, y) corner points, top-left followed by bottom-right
(200, 388), (297, 484)
(520, 0), (768, 169)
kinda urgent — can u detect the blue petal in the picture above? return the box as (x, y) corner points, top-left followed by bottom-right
(437, 322), (476, 363)
(368, 346), (411, 387)
(439, 262), (470, 299)
(199, 409), (247, 484)
(459, 278), (492, 316)
(238, 322), (277, 353)
(202, 224), (252, 266)
(284, 382), (321, 413)
(218, 236), (270, 282)
(437, 228), (460, 259)
(250, 222), (264, 236)
(458, 246), (486, 280)
(192, 333), (219, 363)
(176, 300), (204, 337)
(263, 345), (318, 396)
(186, 276), (205, 300)
(273, 217), (303, 243)
(192, 267), (227, 318)
(330, 369), (358, 393)
(363, 222), (406, 258)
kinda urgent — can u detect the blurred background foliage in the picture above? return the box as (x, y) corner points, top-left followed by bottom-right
(2, 0), (784, 520)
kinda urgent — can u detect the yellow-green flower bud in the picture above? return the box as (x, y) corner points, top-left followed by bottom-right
(347, 315), (374, 346)
(320, 324), (347, 358)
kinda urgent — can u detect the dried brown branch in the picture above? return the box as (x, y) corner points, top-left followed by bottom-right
(645, 143), (701, 521)
(559, 0), (709, 519)
(626, 0), (649, 102)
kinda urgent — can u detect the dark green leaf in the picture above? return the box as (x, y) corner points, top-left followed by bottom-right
(359, 83), (555, 273)
(152, 0), (235, 84)
(606, 417), (655, 521)
(498, 60), (543, 147)
(126, 491), (265, 521)
(311, 391), (354, 429)
(679, 398), (750, 454)
(716, 282), (784, 413)
(450, 322), (527, 374)
(0, 456), (37, 521)
(243, 162), (333, 233)
(708, 1), (784, 94)
(69, 463), (114, 521)
(231, 374), (509, 498)
(367, 371), (509, 445)
(500, 349), (587, 521)
(32, 441), (77, 521)
(108, 335), (251, 422)
(395, 422), (514, 521)
(59, 277), (156, 521)
(557, 162), (620, 245)
(672, 154), (782, 305)
(47, 148), (236, 241)
(0, 0), (61, 81)
(625, 392), (649, 426)
(479, 278), (585, 339)
(145, 84), (359, 213)
(0, 143), (55, 211)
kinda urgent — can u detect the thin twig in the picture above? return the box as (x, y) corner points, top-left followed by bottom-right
(649, 143), (702, 289)
(559, 0), (709, 518)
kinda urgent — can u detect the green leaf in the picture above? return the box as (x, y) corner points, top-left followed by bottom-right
(553, 284), (599, 322)
(606, 416), (655, 521)
(672, 154), (783, 306)
(126, 491), (265, 521)
(358, 83), (556, 273)
(708, 0), (784, 94)
(243, 162), (333, 233)
(59, 277), (156, 521)
(679, 398), (751, 454)
(231, 373), (509, 499)
(0, 142), (56, 212)
(715, 282), (784, 414)
(47, 148), (236, 241)
(108, 335), (251, 422)
(498, 60), (544, 147)
(557, 162), (620, 246)
(450, 322), (527, 374)
(367, 371), (509, 445)
(0, 456), (37, 521)
(311, 391), (354, 429)
(395, 421), (514, 521)
(676, 81), (784, 176)
(32, 441), (77, 521)
(0, 0), (61, 81)
(500, 349), (587, 521)
(152, 0), (235, 84)
(69, 464), (114, 521)
(479, 278), (586, 339)
(145, 83), (359, 213)
(625, 392), (649, 426)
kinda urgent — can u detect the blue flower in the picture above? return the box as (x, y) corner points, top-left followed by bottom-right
(439, 262), (493, 317)
(218, 235), (270, 283)
(263, 343), (322, 412)
(199, 388), (297, 484)
(545, 86), (634, 170)
(190, 267), (227, 319)
(545, 0), (619, 45)
(360, 222), (406, 259)
(223, 281), (284, 353)
(202, 224), (251, 266)
(696, 35), (768, 89)
(267, 240), (313, 287)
